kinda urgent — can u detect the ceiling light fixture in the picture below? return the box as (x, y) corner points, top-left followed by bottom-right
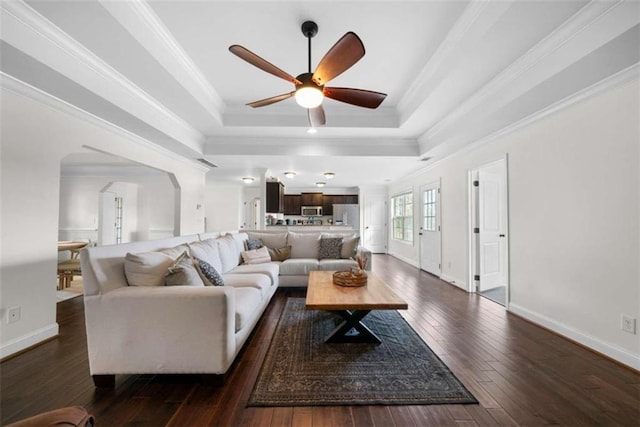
(323, 172), (335, 179)
(316, 182), (326, 187)
(284, 172), (296, 178)
(307, 127), (317, 134)
(241, 177), (255, 184)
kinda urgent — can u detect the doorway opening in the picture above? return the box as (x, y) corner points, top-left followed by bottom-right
(468, 157), (509, 307)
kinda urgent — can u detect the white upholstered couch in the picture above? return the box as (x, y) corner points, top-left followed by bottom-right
(80, 230), (370, 386)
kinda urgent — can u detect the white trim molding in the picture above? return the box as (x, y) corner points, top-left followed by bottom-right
(0, 323), (59, 359)
(509, 303), (640, 370)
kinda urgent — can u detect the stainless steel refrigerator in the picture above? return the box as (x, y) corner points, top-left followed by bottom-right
(333, 204), (360, 229)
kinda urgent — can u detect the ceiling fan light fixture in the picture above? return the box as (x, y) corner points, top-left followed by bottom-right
(295, 86), (324, 108)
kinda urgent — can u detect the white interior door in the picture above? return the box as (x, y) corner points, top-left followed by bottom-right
(98, 191), (117, 246)
(363, 193), (387, 253)
(419, 182), (441, 276)
(478, 163), (507, 291)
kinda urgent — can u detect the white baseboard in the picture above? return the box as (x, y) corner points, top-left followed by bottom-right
(0, 323), (59, 359)
(509, 303), (640, 370)
(440, 274), (467, 291)
(387, 252), (419, 269)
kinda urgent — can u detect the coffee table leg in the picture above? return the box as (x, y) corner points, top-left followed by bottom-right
(326, 310), (382, 344)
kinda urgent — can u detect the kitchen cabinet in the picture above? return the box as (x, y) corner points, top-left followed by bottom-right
(322, 195), (333, 216)
(300, 192), (323, 206)
(266, 182), (284, 213)
(284, 195), (301, 215)
(343, 194), (359, 204)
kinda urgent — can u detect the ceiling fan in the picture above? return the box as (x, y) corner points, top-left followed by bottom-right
(229, 21), (387, 127)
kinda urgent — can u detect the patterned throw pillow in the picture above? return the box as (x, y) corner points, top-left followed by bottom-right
(164, 251), (205, 287)
(245, 238), (264, 251)
(194, 257), (225, 286)
(319, 237), (343, 259)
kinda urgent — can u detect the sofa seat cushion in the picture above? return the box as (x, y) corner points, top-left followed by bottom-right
(319, 258), (358, 271)
(222, 273), (272, 298)
(279, 259), (319, 276)
(228, 262), (280, 285)
(234, 287), (262, 333)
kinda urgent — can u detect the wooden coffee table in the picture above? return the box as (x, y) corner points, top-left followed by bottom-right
(306, 270), (408, 343)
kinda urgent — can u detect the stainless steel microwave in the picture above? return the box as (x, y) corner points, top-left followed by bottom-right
(301, 206), (323, 216)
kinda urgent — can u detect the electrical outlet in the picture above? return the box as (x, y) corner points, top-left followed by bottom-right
(621, 314), (636, 334)
(7, 306), (21, 324)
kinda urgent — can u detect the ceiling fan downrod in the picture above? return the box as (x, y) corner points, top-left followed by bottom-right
(301, 21), (318, 73)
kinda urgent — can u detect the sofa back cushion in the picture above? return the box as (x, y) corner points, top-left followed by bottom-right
(247, 231), (288, 249)
(124, 251), (175, 287)
(217, 234), (241, 273)
(287, 232), (320, 259)
(187, 238), (223, 272)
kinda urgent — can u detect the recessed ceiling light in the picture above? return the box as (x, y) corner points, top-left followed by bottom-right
(316, 182), (326, 187)
(284, 171), (296, 178)
(307, 128), (317, 134)
(241, 177), (255, 184)
(323, 172), (335, 179)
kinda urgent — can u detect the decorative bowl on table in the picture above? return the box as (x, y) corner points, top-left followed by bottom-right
(333, 269), (368, 287)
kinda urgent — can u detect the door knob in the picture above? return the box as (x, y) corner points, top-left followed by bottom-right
(499, 234), (505, 237)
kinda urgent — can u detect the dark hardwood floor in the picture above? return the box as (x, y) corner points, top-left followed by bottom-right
(2, 255), (639, 426)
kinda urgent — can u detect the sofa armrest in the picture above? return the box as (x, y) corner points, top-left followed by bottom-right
(84, 286), (236, 375)
(356, 247), (373, 271)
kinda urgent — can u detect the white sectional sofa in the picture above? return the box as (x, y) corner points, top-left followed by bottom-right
(80, 229), (370, 387)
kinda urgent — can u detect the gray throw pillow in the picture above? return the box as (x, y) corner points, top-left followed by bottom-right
(319, 237), (343, 259)
(194, 257), (225, 286)
(245, 238), (264, 251)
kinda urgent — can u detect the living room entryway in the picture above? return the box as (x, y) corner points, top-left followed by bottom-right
(469, 158), (509, 307)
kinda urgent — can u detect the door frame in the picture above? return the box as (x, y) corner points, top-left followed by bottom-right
(418, 179), (442, 276)
(467, 155), (510, 308)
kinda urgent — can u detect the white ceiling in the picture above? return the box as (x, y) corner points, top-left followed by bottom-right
(2, 0), (638, 187)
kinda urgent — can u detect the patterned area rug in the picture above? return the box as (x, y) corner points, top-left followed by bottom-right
(247, 298), (478, 406)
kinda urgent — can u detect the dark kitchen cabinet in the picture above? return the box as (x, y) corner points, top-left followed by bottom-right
(322, 195), (333, 216)
(300, 192), (323, 206)
(284, 195), (301, 215)
(266, 182), (284, 213)
(344, 194), (359, 204)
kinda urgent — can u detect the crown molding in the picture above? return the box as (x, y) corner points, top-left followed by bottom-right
(424, 0), (638, 141)
(0, 0), (205, 153)
(205, 136), (419, 157)
(416, 63), (639, 174)
(1, 72), (210, 173)
(397, 0), (511, 119)
(99, 0), (224, 124)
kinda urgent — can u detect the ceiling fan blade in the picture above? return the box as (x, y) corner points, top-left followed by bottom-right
(307, 106), (326, 127)
(247, 92), (295, 108)
(312, 32), (365, 86)
(324, 87), (387, 109)
(229, 45), (301, 85)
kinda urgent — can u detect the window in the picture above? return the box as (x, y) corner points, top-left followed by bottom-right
(423, 188), (437, 231)
(392, 192), (413, 242)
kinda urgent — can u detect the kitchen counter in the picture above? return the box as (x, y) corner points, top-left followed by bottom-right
(266, 225), (356, 231)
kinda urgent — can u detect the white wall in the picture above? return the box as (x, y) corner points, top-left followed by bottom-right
(0, 86), (207, 358)
(388, 78), (639, 368)
(204, 174), (243, 232)
(59, 174), (175, 242)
